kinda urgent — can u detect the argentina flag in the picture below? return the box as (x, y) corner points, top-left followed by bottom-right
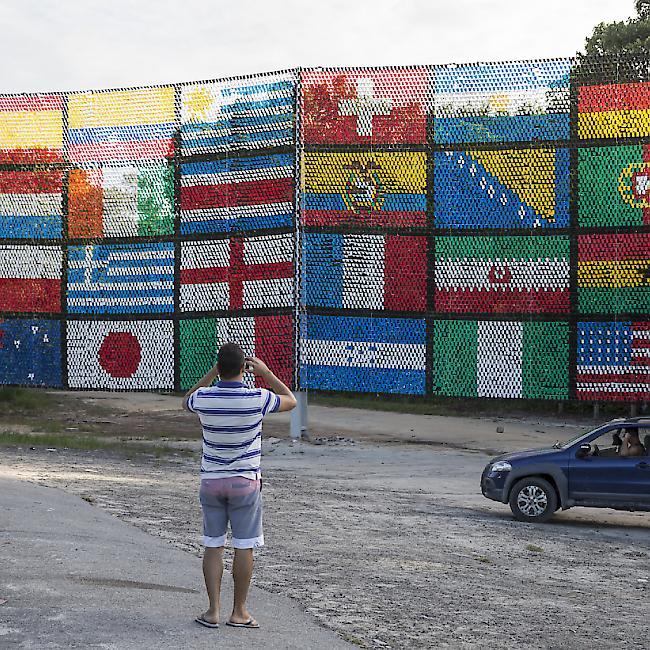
(300, 315), (426, 395)
(67, 242), (175, 314)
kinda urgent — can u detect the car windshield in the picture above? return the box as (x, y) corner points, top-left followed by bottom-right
(555, 425), (608, 449)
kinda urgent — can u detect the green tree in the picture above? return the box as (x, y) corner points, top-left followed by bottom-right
(577, 1), (650, 84)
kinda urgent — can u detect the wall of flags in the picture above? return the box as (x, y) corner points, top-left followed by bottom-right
(1, 57), (650, 401)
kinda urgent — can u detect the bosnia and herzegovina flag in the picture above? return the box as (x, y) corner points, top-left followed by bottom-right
(303, 151), (426, 228)
(578, 233), (650, 314)
(67, 88), (175, 162)
(579, 81), (650, 140)
(0, 170), (63, 238)
(435, 235), (570, 314)
(434, 148), (569, 229)
(300, 315), (426, 395)
(434, 59), (571, 144)
(67, 164), (174, 238)
(0, 319), (62, 387)
(579, 144), (650, 227)
(0, 95), (64, 163)
(432, 320), (569, 399)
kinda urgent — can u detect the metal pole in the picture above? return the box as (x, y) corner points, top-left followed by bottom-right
(290, 391), (308, 440)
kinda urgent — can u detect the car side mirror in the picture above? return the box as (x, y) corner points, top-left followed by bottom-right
(576, 444), (591, 459)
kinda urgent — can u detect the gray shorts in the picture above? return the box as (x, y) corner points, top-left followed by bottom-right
(199, 477), (264, 549)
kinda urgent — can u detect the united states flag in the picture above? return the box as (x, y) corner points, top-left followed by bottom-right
(577, 321), (650, 401)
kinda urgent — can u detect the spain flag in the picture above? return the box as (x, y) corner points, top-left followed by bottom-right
(579, 81), (650, 140)
(578, 233), (650, 314)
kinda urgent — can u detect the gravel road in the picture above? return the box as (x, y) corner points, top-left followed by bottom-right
(1, 433), (648, 649)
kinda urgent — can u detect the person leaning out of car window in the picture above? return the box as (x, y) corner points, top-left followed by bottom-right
(619, 427), (646, 457)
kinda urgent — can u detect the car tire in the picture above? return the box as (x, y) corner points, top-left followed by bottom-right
(508, 477), (558, 523)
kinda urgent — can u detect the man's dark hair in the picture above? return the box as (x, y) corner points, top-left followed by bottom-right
(217, 343), (245, 379)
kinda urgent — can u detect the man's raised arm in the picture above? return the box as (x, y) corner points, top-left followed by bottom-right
(182, 364), (220, 412)
(246, 357), (297, 412)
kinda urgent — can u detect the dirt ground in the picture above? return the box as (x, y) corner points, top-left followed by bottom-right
(1, 393), (649, 649)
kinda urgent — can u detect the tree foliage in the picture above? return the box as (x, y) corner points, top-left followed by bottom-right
(577, 1), (650, 85)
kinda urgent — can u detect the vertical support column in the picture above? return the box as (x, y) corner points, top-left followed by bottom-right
(290, 391), (309, 440)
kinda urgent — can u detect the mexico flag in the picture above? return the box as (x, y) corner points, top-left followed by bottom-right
(180, 233), (294, 312)
(578, 233), (650, 314)
(435, 235), (570, 314)
(66, 319), (174, 389)
(179, 315), (293, 390)
(433, 319), (569, 399)
(0, 245), (62, 313)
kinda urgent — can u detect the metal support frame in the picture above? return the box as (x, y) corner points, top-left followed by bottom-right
(290, 391), (309, 440)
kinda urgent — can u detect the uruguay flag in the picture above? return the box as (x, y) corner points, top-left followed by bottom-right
(300, 315), (426, 395)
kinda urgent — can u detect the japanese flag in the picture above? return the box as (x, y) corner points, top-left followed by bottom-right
(67, 319), (174, 389)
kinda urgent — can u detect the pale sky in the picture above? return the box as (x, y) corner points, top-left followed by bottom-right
(0, 0), (637, 93)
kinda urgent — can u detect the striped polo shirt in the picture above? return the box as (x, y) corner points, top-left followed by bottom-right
(187, 380), (281, 481)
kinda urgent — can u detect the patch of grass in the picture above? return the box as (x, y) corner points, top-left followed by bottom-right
(339, 632), (367, 647)
(0, 387), (57, 413)
(0, 431), (192, 457)
(308, 390), (641, 420)
(526, 544), (544, 553)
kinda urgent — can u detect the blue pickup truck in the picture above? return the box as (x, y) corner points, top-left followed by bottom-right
(481, 418), (650, 522)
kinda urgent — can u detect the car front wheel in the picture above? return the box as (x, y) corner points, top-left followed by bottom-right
(508, 477), (557, 523)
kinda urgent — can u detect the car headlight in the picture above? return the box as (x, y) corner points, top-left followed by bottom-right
(490, 461), (512, 473)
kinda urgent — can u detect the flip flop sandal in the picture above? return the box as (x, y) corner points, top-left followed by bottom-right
(226, 618), (259, 629)
(195, 615), (219, 629)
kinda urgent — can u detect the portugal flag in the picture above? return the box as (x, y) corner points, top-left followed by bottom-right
(579, 144), (650, 227)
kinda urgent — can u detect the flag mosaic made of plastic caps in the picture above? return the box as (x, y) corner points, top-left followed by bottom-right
(2, 57), (650, 401)
(301, 68), (428, 145)
(432, 320), (570, 399)
(433, 60), (571, 144)
(434, 148), (570, 229)
(577, 322), (650, 401)
(303, 151), (427, 228)
(179, 315), (293, 390)
(434, 235), (570, 314)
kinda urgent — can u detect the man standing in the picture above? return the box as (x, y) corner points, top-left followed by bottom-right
(183, 343), (296, 630)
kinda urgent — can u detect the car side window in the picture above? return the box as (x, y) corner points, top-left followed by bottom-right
(584, 429), (624, 458)
(585, 427), (650, 458)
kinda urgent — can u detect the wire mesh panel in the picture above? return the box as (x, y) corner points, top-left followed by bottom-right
(0, 58), (649, 400)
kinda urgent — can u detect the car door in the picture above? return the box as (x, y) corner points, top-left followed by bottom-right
(568, 427), (650, 507)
